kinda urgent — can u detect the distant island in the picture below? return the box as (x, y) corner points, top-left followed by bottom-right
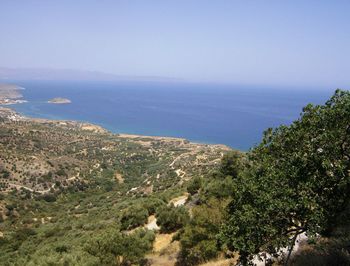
(48, 97), (71, 104)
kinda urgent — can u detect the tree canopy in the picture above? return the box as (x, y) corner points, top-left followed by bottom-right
(84, 227), (155, 265)
(156, 204), (190, 233)
(220, 89), (350, 264)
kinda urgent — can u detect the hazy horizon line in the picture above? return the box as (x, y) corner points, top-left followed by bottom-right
(0, 66), (346, 91)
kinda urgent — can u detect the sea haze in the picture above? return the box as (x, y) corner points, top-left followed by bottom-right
(9, 80), (333, 150)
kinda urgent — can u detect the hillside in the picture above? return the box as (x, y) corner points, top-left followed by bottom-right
(0, 107), (230, 265)
(0, 89), (348, 266)
(0, 108), (228, 195)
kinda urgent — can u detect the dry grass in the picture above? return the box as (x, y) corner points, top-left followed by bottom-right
(146, 254), (176, 266)
(153, 233), (176, 253)
(146, 232), (180, 266)
(199, 259), (235, 266)
(114, 171), (124, 183)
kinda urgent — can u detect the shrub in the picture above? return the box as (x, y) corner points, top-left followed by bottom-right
(220, 150), (245, 178)
(84, 227), (155, 265)
(187, 176), (202, 195)
(40, 194), (57, 202)
(120, 204), (149, 230)
(178, 198), (227, 265)
(156, 204), (189, 233)
(142, 197), (166, 215)
(55, 244), (70, 253)
(0, 169), (10, 179)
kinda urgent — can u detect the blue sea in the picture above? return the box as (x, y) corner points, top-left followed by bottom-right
(8, 80), (334, 150)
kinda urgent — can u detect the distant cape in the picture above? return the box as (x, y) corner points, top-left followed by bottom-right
(0, 67), (182, 82)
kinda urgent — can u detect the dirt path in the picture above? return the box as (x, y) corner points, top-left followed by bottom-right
(169, 194), (188, 207)
(8, 183), (55, 194)
(145, 215), (160, 230)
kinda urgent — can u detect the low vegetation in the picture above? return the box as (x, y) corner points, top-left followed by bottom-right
(156, 204), (190, 233)
(0, 108), (227, 265)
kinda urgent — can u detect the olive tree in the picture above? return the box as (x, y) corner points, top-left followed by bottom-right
(220, 90), (350, 265)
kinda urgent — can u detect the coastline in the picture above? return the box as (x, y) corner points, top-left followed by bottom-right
(0, 84), (25, 104)
(3, 80), (329, 150)
(0, 106), (232, 150)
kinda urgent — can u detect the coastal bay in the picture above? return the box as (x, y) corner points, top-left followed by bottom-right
(8, 80), (333, 150)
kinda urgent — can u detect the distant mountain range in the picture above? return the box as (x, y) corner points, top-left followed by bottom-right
(0, 67), (181, 82)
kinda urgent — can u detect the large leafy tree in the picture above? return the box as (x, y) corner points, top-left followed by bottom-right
(220, 90), (350, 264)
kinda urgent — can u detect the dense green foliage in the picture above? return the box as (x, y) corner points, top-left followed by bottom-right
(120, 204), (149, 230)
(84, 227), (155, 265)
(178, 198), (229, 265)
(220, 89), (350, 264)
(220, 150), (245, 178)
(156, 204), (190, 233)
(0, 185), (184, 265)
(176, 150), (245, 265)
(142, 196), (166, 215)
(199, 150), (245, 201)
(186, 176), (202, 195)
(175, 89), (350, 265)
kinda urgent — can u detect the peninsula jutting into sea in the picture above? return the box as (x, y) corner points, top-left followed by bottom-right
(0, 83), (70, 105)
(0, 84), (27, 105)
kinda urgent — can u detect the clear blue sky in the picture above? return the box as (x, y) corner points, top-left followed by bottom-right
(1, 0), (349, 87)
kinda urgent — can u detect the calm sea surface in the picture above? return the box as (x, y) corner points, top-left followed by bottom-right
(8, 80), (333, 150)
